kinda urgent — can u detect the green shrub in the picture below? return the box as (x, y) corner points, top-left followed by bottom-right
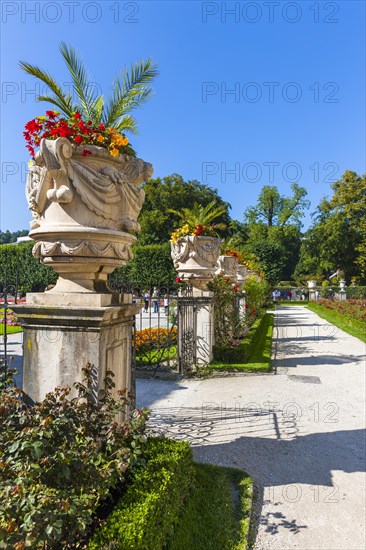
(344, 286), (366, 299)
(242, 276), (269, 310)
(88, 438), (194, 550)
(0, 362), (148, 549)
(111, 243), (177, 288)
(213, 310), (267, 363)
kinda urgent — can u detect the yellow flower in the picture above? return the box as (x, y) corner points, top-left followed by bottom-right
(96, 135), (104, 143)
(109, 148), (120, 157)
(122, 137), (129, 146)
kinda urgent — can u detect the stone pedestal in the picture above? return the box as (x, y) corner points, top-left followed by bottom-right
(12, 292), (140, 407)
(193, 289), (215, 365)
(339, 290), (347, 301)
(307, 280), (317, 302)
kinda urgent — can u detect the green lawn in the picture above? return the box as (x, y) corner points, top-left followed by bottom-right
(136, 345), (177, 366)
(307, 303), (366, 343)
(168, 463), (252, 550)
(0, 324), (22, 336)
(208, 313), (274, 373)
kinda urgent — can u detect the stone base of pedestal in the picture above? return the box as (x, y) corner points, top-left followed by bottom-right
(339, 290), (347, 301)
(12, 293), (141, 408)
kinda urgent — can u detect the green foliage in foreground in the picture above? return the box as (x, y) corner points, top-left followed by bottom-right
(168, 463), (252, 550)
(210, 312), (274, 371)
(89, 439), (253, 550)
(307, 303), (366, 343)
(0, 364), (148, 549)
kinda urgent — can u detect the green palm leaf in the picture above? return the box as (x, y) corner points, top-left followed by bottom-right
(104, 58), (159, 130)
(59, 42), (101, 122)
(19, 61), (75, 117)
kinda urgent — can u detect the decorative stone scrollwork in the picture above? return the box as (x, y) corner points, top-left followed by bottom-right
(26, 138), (153, 293)
(171, 236), (221, 290)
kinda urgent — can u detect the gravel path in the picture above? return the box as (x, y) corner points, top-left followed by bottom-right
(137, 305), (366, 550)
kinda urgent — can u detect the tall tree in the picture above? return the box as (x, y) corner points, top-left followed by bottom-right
(245, 183), (310, 228)
(294, 171), (366, 281)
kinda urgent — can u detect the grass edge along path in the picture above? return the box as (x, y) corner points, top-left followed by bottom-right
(168, 463), (253, 550)
(208, 312), (274, 373)
(307, 302), (366, 343)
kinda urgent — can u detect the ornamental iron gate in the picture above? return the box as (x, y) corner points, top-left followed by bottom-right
(177, 286), (197, 373)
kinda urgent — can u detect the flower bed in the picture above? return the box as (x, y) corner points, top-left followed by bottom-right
(317, 298), (366, 322)
(307, 299), (366, 343)
(0, 309), (22, 335)
(134, 327), (178, 368)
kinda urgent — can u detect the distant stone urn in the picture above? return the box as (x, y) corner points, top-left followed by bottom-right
(26, 138), (153, 293)
(216, 255), (238, 282)
(171, 235), (221, 290)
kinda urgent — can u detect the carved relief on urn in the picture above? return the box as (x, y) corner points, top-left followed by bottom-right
(215, 255), (238, 282)
(171, 236), (221, 290)
(26, 138), (153, 293)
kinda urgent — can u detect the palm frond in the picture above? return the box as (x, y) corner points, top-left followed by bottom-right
(113, 114), (138, 134)
(104, 58), (159, 129)
(59, 42), (100, 122)
(19, 61), (75, 117)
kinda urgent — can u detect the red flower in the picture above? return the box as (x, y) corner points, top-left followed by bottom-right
(81, 149), (92, 157)
(175, 277), (182, 283)
(73, 112), (82, 120)
(225, 277), (230, 282)
(25, 119), (42, 133)
(46, 110), (58, 119)
(234, 285), (239, 292)
(98, 123), (105, 131)
(26, 145), (35, 157)
(245, 304), (250, 309)
(74, 135), (83, 145)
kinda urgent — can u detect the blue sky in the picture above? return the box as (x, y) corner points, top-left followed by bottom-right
(1, 0), (365, 232)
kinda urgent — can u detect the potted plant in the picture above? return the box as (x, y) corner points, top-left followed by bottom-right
(20, 43), (158, 293)
(170, 201), (226, 289)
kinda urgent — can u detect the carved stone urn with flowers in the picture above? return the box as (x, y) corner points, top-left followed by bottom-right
(27, 134), (152, 293)
(20, 43), (158, 293)
(170, 200), (227, 290)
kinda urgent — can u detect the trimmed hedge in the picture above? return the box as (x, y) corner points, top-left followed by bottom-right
(88, 438), (194, 550)
(0, 242), (57, 292)
(213, 311), (268, 363)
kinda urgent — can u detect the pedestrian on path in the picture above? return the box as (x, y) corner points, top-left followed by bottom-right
(143, 291), (150, 313)
(152, 287), (159, 313)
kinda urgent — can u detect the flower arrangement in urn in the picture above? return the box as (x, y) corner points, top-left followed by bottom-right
(170, 201), (226, 289)
(20, 43), (158, 293)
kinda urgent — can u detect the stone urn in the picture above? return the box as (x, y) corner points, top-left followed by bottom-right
(307, 280), (317, 289)
(216, 255), (238, 282)
(339, 279), (346, 290)
(171, 235), (221, 290)
(26, 138), (153, 293)
(236, 264), (248, 286)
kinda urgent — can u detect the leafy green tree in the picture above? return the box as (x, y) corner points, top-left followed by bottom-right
(138, 174), (231, 244)
(235, 184), (309, 283)
(245, 183), (310, 228)
(294, 171), (366, 282)
(20, 42), (158, 133)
